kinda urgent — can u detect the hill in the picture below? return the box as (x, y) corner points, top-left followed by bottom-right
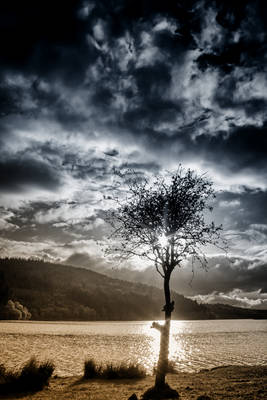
(0, 258), (266, 321)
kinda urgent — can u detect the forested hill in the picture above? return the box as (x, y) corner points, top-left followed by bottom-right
(0, 258), (266, 321)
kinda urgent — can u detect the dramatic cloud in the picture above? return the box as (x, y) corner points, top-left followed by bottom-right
(1, 0), (267, 307)
(0, 157), (60, 192)
(190, 289), (267, 310)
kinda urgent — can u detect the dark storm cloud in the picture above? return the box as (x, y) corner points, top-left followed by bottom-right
(134, 63), (172, 98)
(0, 0), (202, 131)
(0, 83), (23, 117)
(152, 255), (267, 297)
(196, 0), (267, 73)
(120, 161), (160, 172)
(0, 157), (60, 192)
(119, 62), (183, 131)
(0, 197), (106, 245)
(63, 252), (111, 271)
(0, 0), (200, 79)
(89, 0), (202, 42)
(185, 256), (267, 294)
(194, 124), (267, 173)
(0, 0), (95, 131)
(103, 149), (119, 157)
(62, 154), (110, 179)
(122, 97), (182, 131)
(216, 188), (267, 230)
(0, 0), (265, 151)
(0, 0), (265, 169)
(213, 74), (267, 117)
(0, 0), (93, 83)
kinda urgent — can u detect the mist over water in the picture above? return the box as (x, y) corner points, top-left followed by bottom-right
(1, 320), (266, 376)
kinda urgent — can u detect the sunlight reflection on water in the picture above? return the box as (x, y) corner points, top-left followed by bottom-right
(0, 320), (266, 376)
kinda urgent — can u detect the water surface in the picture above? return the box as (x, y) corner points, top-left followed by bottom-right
(0, 319), (266, 376)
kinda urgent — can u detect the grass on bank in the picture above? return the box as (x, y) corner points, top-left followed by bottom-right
(83, 359), (147, 380)
(0, 357), (54, 395)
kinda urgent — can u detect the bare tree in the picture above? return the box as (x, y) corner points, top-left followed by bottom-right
(106, 167), (223, 398)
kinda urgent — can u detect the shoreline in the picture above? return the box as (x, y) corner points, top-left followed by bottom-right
(2, 365), (266, 400)
(1, 317), (267, 322)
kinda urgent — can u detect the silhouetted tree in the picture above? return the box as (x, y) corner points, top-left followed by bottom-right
(0, 270), (10, 319)
(0, 270), (9, 306)
(107, 167), (224, 398)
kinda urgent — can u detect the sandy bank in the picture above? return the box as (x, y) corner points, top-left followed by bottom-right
(1, 366), (266, 400)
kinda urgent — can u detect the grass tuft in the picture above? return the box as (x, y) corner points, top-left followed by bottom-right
(83, 359), (102, 379)
(83, 359), (146, 380)
(0, 357), (54, 395)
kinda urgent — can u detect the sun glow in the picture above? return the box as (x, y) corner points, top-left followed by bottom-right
(158, 233), (168, 247)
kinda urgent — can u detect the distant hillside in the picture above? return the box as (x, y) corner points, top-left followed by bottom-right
(0, 258), (266, 321)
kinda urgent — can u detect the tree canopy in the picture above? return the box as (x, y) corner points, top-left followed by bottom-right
(107, 167), (223, 278)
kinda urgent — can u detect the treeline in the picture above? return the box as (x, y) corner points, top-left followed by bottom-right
(0, 258), (266, 321)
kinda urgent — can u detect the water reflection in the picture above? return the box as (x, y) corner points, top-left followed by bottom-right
(0, 320), (266, 376)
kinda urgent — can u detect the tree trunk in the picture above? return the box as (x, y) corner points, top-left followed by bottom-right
(154, 273), (173, 389)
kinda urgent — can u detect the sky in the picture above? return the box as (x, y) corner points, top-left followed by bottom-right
(0, 0), (267, 309)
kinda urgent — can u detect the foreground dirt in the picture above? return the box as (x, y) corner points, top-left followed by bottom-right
(2, 366), (267, 400)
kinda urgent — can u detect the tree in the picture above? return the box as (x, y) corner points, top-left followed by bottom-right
(0, 270), (10, 320)
(106, 167), (223, 399)
(0, 270), (10, 306)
